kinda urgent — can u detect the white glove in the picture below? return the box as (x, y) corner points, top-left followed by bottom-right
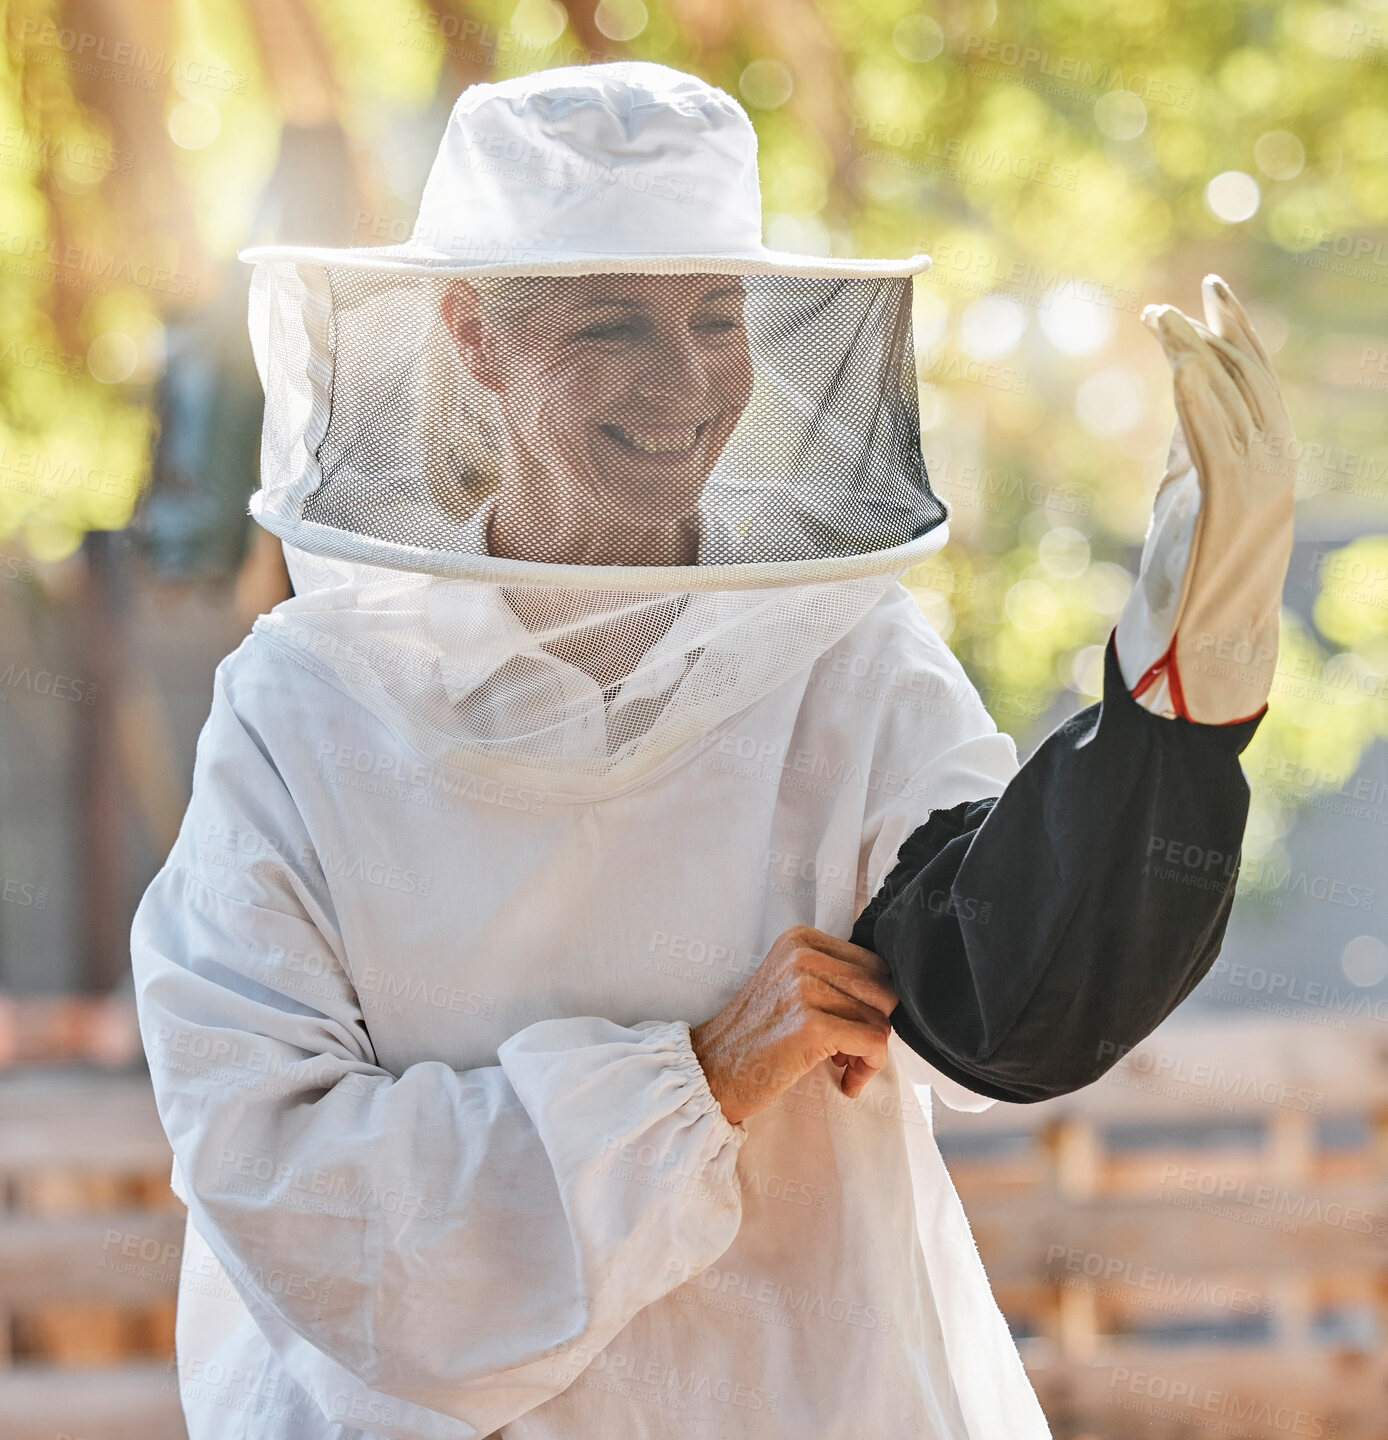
(1115, 274), (1296, 725)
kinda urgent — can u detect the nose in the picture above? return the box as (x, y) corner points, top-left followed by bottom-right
(630, 322), (712, 411)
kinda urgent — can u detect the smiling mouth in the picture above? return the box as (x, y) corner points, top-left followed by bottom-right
(600, 421), (707, 455)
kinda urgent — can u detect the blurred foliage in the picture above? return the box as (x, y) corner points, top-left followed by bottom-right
(1, 0), (1386, 862)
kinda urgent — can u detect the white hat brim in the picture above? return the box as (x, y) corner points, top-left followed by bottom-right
(236, 241), (931, 279)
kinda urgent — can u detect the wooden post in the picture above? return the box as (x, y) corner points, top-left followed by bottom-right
(1048, 1116), (1101, 1200)
(1055, 1281), (1099, 1362)
(1265, 1108), (1314, 1184)
(76, 530), (130, 993)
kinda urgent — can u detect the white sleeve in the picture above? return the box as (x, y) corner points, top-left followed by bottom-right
(858, 616), (1022, 1114)
(132, 666), (746, 1439)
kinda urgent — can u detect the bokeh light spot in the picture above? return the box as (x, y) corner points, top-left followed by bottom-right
(1341, 935), (1388, 988)
(1005, 578), (1059, 632)
(1039, 292), (1116, 356)
(594, 0), (648, 40)
(739, 60), (794, 110)
(1076, 365), (1146, 437)
(168, 100), (220, 150)
(1039, 526), (1091, 578)
(1094, 90), (1147, 140)
(959, 295), (1026, 360)
(87, 332), (139, 385)
(893, 15), (945, 63)
(1254, 129), (1306, 180)
(1205, 170), (1261, 223)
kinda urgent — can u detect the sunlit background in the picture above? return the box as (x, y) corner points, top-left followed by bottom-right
(1, 2), (1386, 1437)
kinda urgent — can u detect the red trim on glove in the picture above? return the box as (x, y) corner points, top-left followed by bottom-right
(1118, 629), (1270, 727)
(1128, 633), (1187, 716)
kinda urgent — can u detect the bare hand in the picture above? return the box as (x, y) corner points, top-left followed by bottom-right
(689, 926), (898, 1126)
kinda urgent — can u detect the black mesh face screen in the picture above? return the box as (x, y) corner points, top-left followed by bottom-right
(297, 269), (944, 567)
(252, 264), (951, 791)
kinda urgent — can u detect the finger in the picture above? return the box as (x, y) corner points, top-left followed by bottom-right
(797, 927), (891, 978)
(840, 1053), (886, 1099)
(801, 971), (898, 1029)
(817, 1012), (893, 1066)
(1202, 274), (1276, 377)
(1150, 304), (1254, 445)
(1174, 312), (1272, 429)
(847, 1049), (886, 1078)
(834, 1051), (887, 1099)
(1199, 278), (1292, 439)
(1183, 313), (1273, 436)
(1145, 305), (1255, 448)
(804, 954), (899, 1018)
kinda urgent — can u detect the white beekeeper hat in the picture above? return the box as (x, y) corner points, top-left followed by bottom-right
(238, 61), (932, 280)
(238, 61), (950, 797)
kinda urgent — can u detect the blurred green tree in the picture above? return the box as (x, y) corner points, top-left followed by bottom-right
(2, 0), (1385, 875)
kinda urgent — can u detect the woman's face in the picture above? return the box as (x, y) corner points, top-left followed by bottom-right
(445, 274), (754, 525)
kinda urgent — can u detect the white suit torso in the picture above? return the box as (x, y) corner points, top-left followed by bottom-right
(133, 584), (1052, 1440)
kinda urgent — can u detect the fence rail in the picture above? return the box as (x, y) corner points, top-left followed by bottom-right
(933, 1018), (1388, 1439)
(3, 1018), (1386, 1439)
(0, 1069), (185, 1438)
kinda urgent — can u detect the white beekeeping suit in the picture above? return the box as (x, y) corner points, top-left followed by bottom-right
(132, 61), (1057, 1440)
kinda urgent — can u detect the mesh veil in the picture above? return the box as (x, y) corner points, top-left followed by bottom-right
(247, 261), (949, 799)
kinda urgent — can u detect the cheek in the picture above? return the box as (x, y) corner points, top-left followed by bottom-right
(710, 351), (754, 413)
(536, 362), (623, 424)
(497, 347), (610, 409)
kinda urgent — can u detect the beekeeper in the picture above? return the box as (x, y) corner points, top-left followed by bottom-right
(132, 61), (1296, 1440)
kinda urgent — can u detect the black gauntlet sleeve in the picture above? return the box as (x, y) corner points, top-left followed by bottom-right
(850, 629), (1264, 1104)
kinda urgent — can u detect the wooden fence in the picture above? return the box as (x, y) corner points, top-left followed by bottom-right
(934, 1018), (1388, 1440)
(2, 1016), (1386, 1439)
(0, 1069), (184, 1440)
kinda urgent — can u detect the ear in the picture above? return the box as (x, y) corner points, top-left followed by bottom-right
(440, 281), (503, 392)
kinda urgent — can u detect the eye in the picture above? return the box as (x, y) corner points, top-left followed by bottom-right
(574, 318), (646, 341)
